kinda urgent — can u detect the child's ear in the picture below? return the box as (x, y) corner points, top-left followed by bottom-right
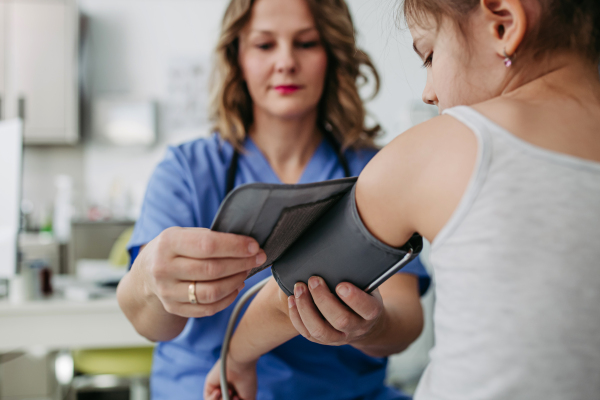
(480, 0), (527, 59)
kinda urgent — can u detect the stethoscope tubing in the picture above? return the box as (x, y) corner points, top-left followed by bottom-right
(220, 277), (270, 400)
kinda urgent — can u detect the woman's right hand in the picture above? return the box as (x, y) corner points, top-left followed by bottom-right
(138, 227), (266, 318)
(117, 227), (266, 341)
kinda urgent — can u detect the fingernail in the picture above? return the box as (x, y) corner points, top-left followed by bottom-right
(294, 283), (305, 298)
(248, 242), (259, 254)
(288, 296), (295, 308)
(256, 252), (267, 265)
(337, 285), (350, 298)
(308, 276), (320, 290)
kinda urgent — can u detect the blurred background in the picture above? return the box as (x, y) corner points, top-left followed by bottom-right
(0, 0), (437, 399)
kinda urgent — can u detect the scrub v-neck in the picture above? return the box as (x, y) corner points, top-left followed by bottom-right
(243, 136), (333, 184)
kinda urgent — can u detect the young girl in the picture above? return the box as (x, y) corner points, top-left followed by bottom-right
(204, 0), (600, 399)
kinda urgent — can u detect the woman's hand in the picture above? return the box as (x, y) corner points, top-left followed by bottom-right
(287, 274), (423, 357)
(137, 227), (266, 318)
(204, 358), (258, 400)
(117, 227), (266, 342)
(288, 276), (385, 347)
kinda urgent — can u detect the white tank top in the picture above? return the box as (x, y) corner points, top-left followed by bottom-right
(414, 106), (600, 400)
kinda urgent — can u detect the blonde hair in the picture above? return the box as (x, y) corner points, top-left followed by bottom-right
(209, 0), (381, 150)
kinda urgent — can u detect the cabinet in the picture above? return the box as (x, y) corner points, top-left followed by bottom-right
(0, 5), (5, 113)
(2, 0), (78, 145)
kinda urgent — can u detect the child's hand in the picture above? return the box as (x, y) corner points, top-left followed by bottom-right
(204, 357), (258, 400)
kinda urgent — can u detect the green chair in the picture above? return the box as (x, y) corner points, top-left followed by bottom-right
(72, 347), (153, 376)
(69, 347), (154, 400)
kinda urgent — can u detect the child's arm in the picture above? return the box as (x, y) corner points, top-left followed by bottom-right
(204, 277), (296, 400)
(204, 272), (423, 399)
(228, 277), (298, 364)
(204, 115), (478, 399)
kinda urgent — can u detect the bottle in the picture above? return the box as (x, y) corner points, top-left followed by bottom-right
(53, 175), (73, 244)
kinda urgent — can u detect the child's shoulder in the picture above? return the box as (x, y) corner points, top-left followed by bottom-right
(358, 114), (478, 242)
(384, 113), (477, 162)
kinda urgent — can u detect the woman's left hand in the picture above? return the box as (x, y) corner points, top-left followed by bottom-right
(288, 276), (386, 347)
(204, 358), (258, 400)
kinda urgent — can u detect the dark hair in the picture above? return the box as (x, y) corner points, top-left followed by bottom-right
(402, 0), (600, 65)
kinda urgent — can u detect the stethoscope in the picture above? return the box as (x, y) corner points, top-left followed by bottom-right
(219, 131), (351, 400)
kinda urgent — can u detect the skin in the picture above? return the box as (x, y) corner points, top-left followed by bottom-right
(239, 0), (328, 183)
(119, 0), (423, 391)
(117, 228), (264, 342)
(204, 0), (600, 398)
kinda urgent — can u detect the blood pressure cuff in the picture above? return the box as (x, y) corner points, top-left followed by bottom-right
(211, 177), (422, 296)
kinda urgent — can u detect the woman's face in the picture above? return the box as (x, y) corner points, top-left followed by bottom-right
(410, 12), (508, 112)
(238, 0), (328, 120)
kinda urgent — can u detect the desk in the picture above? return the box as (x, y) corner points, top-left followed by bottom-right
(0, 296), (151, 352)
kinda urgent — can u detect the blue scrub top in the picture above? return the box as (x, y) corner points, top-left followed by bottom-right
(128, 133), (430, 400)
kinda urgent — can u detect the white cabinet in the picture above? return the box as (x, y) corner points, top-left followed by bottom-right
(0, 5), (5, 116)
(2, 0), (78, 144)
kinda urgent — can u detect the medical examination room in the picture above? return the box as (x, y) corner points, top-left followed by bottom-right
(0, 0), (599, 399)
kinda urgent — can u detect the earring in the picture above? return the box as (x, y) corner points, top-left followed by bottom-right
(503, 49), (513, 68)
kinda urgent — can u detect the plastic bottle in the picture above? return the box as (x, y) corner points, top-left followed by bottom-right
(53, 175), (73, 244)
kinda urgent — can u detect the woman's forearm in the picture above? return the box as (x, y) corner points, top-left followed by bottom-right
(117, 255), (188, 342)
(228, 278), (298, 365)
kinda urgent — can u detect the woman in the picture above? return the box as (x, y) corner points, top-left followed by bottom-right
(206, 0), (600, 399)
(117, 0), (430, 399)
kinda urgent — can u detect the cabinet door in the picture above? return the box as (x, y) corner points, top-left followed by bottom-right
(6, 0), (76, 144)
(0, 3), (6, 120)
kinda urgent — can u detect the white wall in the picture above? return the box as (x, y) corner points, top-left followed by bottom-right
(78, 0), (228, 214)
(23, 0), (435, 219)
(347, 0), (432, 142)
(80, 0), (430, 135)
(77, 0), (432, 213)
(80, 0), (227, 99)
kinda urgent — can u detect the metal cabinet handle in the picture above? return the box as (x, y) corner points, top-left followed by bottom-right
(18, 97), (26, 121)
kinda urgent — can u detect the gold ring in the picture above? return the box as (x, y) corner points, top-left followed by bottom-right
(188, 282), (198, 304)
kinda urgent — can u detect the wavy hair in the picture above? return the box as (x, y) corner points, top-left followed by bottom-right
(209, 0), (381, 150)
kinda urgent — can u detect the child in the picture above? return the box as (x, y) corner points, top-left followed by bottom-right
(204, 0), (600, 399)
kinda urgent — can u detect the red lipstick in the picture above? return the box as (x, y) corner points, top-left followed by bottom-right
(274, 85), (301, 94)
